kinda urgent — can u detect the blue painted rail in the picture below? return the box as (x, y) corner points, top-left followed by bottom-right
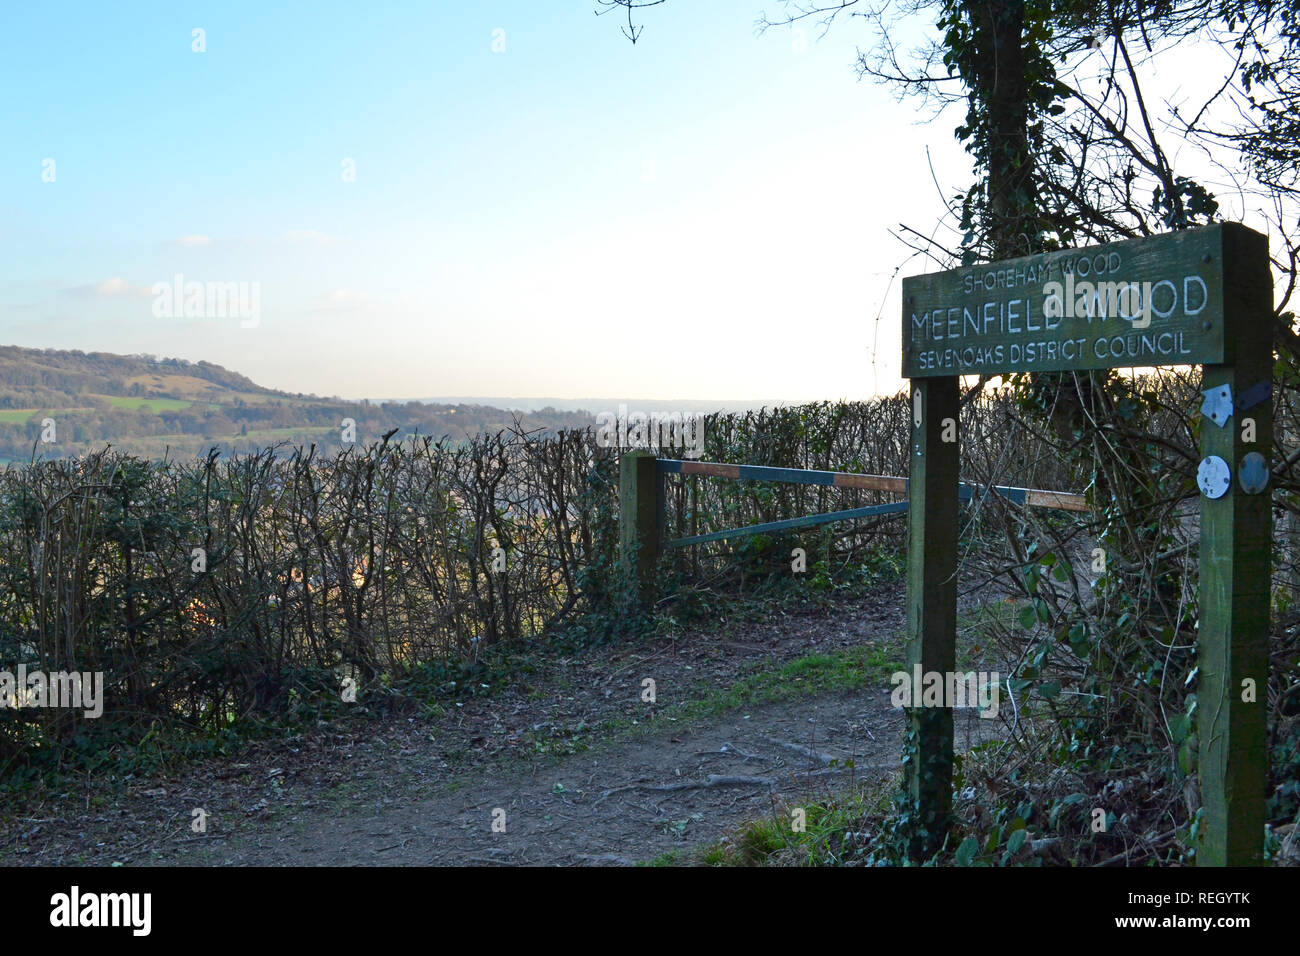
(655, 458), (1087, 548)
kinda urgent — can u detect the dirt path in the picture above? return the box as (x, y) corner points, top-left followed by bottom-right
(207, 689), (915, 866)
(5, 586), (1003, 866)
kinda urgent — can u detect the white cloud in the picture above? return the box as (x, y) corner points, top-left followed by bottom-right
(97, 277), (134, 296)
(311, 288), (369, 312)
(66, 277), (153, 298)
(173, 235), (212, 247)
(285, 230), (335, 245)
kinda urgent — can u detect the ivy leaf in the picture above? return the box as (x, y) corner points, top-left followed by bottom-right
(955, 835), (979, 866)
(1178, 735), (1198, 775)
(1024, 565), (1040, 592)
(984, 826), (1002, 854)
(1169, 713), (1191, 744)
(1067, 629), (1090, 657)
(1039, 681), (1061, 700)
(1006, 828), (1028, 854)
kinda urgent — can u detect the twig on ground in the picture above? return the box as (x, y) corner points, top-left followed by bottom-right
(760, 735), (834, 766)
(595, 774), (774, 804)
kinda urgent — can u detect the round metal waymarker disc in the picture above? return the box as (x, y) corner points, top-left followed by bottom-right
(1239, 452), (1269, 495)
(1197, 455), (1231, 500)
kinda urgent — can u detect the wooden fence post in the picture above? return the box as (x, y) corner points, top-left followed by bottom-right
(619, 450), (663, 607)
(1197, 224), (1272, 866)
(905, 375), (959, 859)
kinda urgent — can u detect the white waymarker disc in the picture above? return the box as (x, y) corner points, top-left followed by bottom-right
(1197, 455), (1231, 500)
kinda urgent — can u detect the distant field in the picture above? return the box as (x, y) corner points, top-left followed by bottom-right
(0, 407), (94, 423)
(123, 372), (230, 397)
(114, 389), (307, 409)
(0, 346), (586, 463)
(102, 396), (194, 411)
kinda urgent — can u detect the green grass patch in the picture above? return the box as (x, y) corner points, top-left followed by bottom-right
(657, 782), (896, 866)
(674, 644), (899, 724)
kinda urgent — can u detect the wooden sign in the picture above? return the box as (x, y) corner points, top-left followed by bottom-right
(901, 222), (1272, 867)
(902, 226), (1232, 378)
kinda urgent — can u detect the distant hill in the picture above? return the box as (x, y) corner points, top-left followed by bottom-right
(0, 346), (596, 462)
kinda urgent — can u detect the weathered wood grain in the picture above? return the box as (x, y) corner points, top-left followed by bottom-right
(905, 376), (959, 858)
(902, 225), (1229, 377)
(1197, 223), (1272, 867)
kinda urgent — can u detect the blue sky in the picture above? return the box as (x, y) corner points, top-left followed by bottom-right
(1, 0), (976, 401)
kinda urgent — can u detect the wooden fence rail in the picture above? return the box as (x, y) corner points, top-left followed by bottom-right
(619, 450), (1088, 597)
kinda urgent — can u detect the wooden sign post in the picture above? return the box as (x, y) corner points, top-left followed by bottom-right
(901, 223), (1271, 865)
